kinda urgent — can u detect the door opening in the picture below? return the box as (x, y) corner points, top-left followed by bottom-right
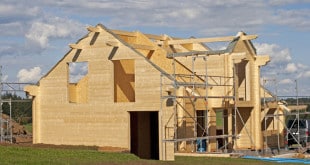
(130, 111), (159, 159)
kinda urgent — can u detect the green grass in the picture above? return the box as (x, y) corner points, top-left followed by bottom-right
(0, 145), (300, 165)
(23, 123), (32, 133)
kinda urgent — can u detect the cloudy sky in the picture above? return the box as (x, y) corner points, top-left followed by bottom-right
(0, 0), (309, 97)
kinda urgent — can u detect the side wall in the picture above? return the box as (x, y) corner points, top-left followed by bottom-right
(30, 28), (175, 160)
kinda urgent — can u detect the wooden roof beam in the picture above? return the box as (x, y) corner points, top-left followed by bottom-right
(110, 29), (137, 37)
(69, 44), (82, 49)
(87, 26), (138, 38)
(131, 44), (156, 50)
(88, 26), (167, 41)
(69, 41), (119, 49)
(87, 26), (101, 32)
(144, 33), (167, 41)
(168, 35), (257, 45)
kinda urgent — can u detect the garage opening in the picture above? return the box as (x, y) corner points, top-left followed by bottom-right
(130, 111), (159, 160)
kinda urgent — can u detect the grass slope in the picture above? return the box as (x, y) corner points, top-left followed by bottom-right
(0, 145), (299, 165)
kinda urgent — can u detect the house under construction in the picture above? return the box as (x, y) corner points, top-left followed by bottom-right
(25, 24), (289, 160)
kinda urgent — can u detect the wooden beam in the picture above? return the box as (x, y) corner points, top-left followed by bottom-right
(168, 35), (257, 45)
(69, 41), (119, 49)
(69, 44), (81, 49)
(144, 33), (166, 40)
(87, 26), (101, 32)
(241, 35), (258, 40)
(168, 36), (235, 45)
(255, 55), (270, 66)
(131, 44), (155, 50)
(110, 30), (137, 37)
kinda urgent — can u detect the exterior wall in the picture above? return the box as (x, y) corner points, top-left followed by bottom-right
(26, 27), (176, 160)
(25, 25), (271, 160)
(33, 45), (135, 147)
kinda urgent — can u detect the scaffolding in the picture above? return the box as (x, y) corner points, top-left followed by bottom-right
(0, 66), (33, 143)
(262, 78), (310, 153)
(160, 53), (241, 153)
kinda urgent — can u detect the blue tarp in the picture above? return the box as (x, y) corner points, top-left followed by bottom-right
(243, 155), (310, 164)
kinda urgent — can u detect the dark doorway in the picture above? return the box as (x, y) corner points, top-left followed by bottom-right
(130, 111), (159, 160)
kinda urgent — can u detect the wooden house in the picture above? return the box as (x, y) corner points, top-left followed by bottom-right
(25, 24), (277, 160)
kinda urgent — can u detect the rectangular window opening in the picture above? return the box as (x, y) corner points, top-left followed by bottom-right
(68, 61), (89, 103)
(113, 60), (135, 102)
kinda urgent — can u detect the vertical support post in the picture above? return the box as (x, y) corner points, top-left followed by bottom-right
(295, 79), (300, 146)
(232, 61), (237, 150)
(274, 79), (280, 153)
(172, 56), (178, 152)
(159, 73), (165, 160)
(9, 98), (12, 143)
(203, 56), (209, 152)
(0, 65), (3, 142)
(265, 116), (268, 153)
(192, 56), (197, 149)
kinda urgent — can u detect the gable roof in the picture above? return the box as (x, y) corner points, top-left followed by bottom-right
(166, 36), (239, 58)
(97, 24), (174, 81)
(35, 24), (261, 85)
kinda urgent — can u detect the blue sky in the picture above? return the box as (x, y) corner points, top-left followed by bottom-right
(0, 0), (309, 97)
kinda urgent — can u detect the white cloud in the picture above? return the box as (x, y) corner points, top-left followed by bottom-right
(17, 67), (42, 83)
(279, 78), (294, 84)
(303, 71), (310, 78)
(272, 9), (310, 31)
(285, 63), (298, 73)
(25, 22), (56, 49)
(25, 17), (85, 50)
(1, 74), (8, 82)
(255, 43), (292, 64)
(297, 63), (308, 69)
(268, 0), (308, 5)
(69, 62), (88, 83)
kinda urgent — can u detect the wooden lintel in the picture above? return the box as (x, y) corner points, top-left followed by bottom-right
(168, 35), (257, 45)
(87, 26), (101, 32)
(111, 29), (137, 37)
(236, 101), (254, 107)
(131, 44), (155, 50)
(231, 53), (247, 61)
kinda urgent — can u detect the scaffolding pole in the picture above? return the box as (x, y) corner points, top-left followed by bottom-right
(0, 65), (3, 142)
(161, 52), (239, 153)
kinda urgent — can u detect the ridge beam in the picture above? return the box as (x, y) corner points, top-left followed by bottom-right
(168, 35), (257, 45)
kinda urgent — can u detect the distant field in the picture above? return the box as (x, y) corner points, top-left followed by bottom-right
(0, 144), (299, 165)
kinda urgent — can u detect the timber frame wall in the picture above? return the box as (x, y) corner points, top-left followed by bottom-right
(23, 24), (293, 160)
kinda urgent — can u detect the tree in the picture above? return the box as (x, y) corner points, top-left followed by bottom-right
(1, 93), (32, 124)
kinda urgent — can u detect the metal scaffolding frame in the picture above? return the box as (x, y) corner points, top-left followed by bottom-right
(263, 108), (310, 153)
(0, 66), (33, 143)
(262, 78), (310, 153)
(160, 53), (246, 153)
